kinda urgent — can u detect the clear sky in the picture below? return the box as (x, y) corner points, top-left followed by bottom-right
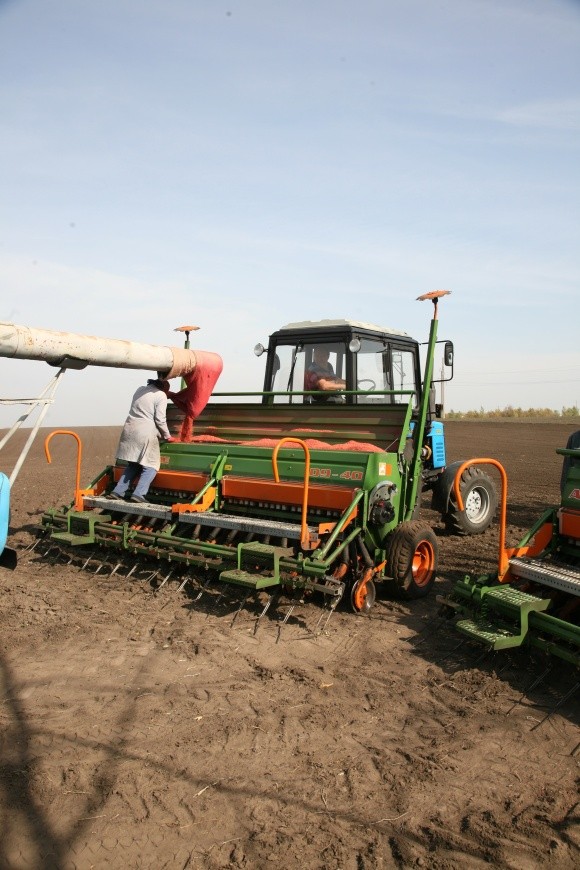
(1, 0), (579, 428)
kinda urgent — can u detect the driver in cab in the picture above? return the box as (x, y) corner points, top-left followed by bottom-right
(304, 346), (346, 397)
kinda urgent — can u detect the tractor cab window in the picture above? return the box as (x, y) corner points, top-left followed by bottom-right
(269, 341), (346, 403)
(355, 339), (418, 407)
(390, 347), (418, 406)
(355, 339), (389, 404)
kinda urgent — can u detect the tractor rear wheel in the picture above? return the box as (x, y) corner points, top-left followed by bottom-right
(443, 466), (497, 535)
(386, 521), (439, 599)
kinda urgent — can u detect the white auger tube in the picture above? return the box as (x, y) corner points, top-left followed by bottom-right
(0, 322), (197, 379)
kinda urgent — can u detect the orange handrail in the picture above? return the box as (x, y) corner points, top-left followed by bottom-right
(272, 437), (311, 549)
(452, 458), (509, 580)
(44, 429), (84, 511)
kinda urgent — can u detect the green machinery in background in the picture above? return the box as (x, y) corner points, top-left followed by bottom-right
(438, 432), (580, 667)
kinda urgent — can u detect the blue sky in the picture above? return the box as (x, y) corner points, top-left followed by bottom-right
(1, 0), (579, 427)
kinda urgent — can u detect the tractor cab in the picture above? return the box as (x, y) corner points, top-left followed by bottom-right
(257, 319), (423, 406)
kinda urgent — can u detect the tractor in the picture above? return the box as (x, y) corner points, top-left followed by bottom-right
(1, 292), (497, 621)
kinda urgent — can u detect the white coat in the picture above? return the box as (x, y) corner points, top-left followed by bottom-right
(115, 383), (171, 471)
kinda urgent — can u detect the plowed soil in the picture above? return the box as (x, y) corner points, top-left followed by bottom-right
(1, 422), (579, 870)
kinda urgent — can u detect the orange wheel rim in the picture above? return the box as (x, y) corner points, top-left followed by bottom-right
(353, 580), (368, 610)
(412, 541), (435, 587)
(353, 568), (374, 611)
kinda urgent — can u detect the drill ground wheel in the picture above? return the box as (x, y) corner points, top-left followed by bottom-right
(386, 521), (439, 599)
(444, 466), (497, 535)
(350, 576), (376, 614)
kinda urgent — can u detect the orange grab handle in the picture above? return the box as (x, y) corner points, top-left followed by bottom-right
(452, 457), (509, 580)
(272, 437), (311, 549)
(44, 429), (84, 511)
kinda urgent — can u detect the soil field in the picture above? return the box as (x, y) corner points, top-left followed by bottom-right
(1, 421), (579, 870)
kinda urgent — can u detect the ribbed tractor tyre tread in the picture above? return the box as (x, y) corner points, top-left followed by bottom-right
(444, 465), (497, 536)
(385, 520), (439, 600)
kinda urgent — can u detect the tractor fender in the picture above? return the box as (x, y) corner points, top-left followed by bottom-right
(430, 461), (465, 512)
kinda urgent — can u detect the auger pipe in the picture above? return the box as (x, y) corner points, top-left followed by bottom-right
(0, 321), (198, 378)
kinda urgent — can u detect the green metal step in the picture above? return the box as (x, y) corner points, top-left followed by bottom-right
(485, 585), (551, 611)
(456, 585), (550, 650)
(456, 618), (525, 649)
(50, 531), (95, 546)
(219, 541), (283, 589)
(240, 542), (279, 557)
(218, 569), (280, 589)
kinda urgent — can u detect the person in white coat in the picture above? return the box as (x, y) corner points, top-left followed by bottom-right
(108, 378), (174, 503)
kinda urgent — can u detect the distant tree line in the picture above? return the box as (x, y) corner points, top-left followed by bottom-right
(446, 405), (580, 420)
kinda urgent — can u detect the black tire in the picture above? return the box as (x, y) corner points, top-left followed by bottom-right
(443, 466), (497, 535)
(385, 520), (439, 600)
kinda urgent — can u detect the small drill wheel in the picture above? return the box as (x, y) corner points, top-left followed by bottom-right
(350, 577), (376, 614)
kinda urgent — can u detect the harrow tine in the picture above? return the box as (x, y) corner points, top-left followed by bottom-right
(42, 543), (61, 560)
(230, 592), (253, 626)
(193, 576), (215, 602)
(253, 593), (277, 635)
(125, 562), (140, 579)
(142, 567), (161, 584)
(109, 560), (125, 577)
(24, 535), (48, 554)
(437, 639), (467, 664)
(276, 603), (296, 643)
(410, 622), (441, 648)
(212, 582), (230, 608)
(505, 664), (552, 715)
(473, 648), (492, 667)
(177, 572), (192, 592)
(495, 658), (515, 678)
(155, 567), (176, 591)
(312, 603), (331, 635)
(530, 681), (580, 732)
(41, 540), (58, 557)
(80, 550), (99, 571)
(313, 593), (342, 636)
(43, 545), (73, 566)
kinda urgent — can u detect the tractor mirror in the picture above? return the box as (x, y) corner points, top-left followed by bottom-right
(444, 341), (454, 366)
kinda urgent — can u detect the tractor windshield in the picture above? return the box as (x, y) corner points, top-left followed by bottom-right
(267, 336), (419, 406)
